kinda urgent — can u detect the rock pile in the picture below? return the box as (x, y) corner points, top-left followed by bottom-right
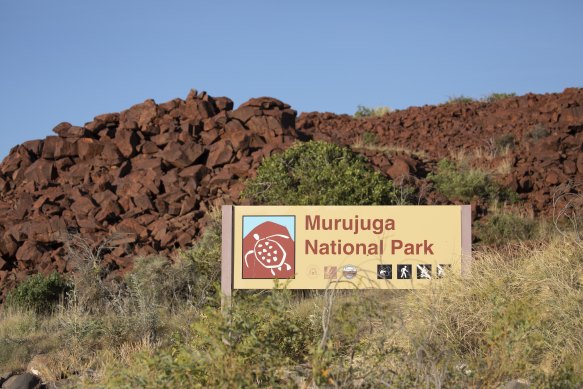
(297, 88), (583, 214)
(0, 90), (297, 299)
(0, 87), (582, 299)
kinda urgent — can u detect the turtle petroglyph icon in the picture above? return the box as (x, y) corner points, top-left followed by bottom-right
(242, 218), (295, 279)
(245, 232), (291, 276)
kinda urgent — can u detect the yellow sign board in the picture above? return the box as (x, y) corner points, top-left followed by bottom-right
(221, 205), (471, 293)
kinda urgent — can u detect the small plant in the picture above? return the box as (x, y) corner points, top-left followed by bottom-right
(428, 159), (516, 203)
(359, 131), (378, 146)
(483, 92), (516, 102)
(475, 212), (539, 245)
(446, 95), (475, 104)
(6, 272), (71, 314)
(354, 105), (392, 118)
(525, 124), (550, 141)
(494, 133), (515, 153)
(243, 141), (410, 206)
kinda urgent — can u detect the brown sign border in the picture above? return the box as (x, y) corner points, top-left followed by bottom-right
(221, 205), (472, 298)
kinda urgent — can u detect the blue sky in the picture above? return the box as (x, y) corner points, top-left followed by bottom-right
(1, 1), (582, 159)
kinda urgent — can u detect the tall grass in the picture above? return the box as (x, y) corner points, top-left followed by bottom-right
(1, 213), (582, 387)
(92, 237), (583, 387)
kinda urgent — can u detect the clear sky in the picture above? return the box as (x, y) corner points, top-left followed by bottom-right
(1, 0), (582, 159)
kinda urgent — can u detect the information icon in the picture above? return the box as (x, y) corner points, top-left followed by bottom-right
(397, 264), (412, 279)
(377, 264), (392, 279)
(416, 264), (432, 279)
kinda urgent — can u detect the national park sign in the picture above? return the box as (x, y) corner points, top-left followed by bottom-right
(221, 205), (471, 295)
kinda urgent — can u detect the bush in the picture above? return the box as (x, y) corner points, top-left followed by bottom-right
(126, 214), (222, 310)
(428, 159), (515, 203)
(101, 289), (320, 387)
(447, 95), (475, 104)
(494, 133), (515, 153)
(526, 124), (550, 141)
(6, 272), (71, 314)
(361, 131), (378, 146)
(475, 212), (540, 245)
(403, 239), (583, 386)
(354, 105), (392, 118)
(483, 92), (516, 102)
(243, 141), (408, 206)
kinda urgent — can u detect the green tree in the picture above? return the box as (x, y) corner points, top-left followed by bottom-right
(243, 141), (408, 205)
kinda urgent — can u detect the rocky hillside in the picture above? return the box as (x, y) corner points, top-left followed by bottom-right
(298, 88), (583, 214)
(0, 88), (581, 300)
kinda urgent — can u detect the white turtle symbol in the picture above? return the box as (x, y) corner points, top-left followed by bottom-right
(245, 232), (291, 276)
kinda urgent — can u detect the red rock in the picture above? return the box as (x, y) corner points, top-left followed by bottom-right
(140, 141), (159, 154)
(386, 158), (411, 179)
(161, 142), (204, 168)
(15, 241), (42, 264)
(119, 99), (160, 131)
(0, 234), (18, 257)
(2, 87), (583, 302)
(214, 97), (234, 111)
(577, 152), (583, 174)
(22, 140), (44, 158)
(207, 140), (233, 168)
(70, 195), (96, 215)
(181, 99), (217, 121)
(95, 199), (122, 223)
(231, 106), (259, 124)
(178, 164), (209, 182)
(240, 97), (288, 110)
(24, 160), (56, 186)
(53, 122), (90, 138)
(563, 160), (577, 175)
(132, 194), (154, 211)
(151, 132), (179, 147)
(42, 136), (78, 159)
(200, 128), (220, 145)
(77, 138), (104, 160)
(114, 130), (141, 158)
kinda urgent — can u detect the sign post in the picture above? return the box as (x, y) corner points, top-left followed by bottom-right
(221, 205), (471, 295)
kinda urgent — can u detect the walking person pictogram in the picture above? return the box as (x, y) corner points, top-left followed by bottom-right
(397, 264), (412, 279)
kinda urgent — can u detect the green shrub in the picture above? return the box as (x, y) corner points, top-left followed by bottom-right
(494, 133), (515, 153)
(243, 141), (409, 205)
(526, 124), (550, 141)
(126, 216), (222, 310)
(354, 105), (392, 118)
(428, 159), (515, 203)
(102, 289), (320, 388)
(361, 131), (378, 146)
(446, 95), (475, 104)
(475, 212), (539, 245)
(483, 92), (516, 102)
(6, 272), (71, 314)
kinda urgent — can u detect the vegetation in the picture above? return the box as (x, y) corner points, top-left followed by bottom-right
(493, 133), (515, 153)
(354, 105), (392, 118)
(526, 123), (550, 141)
(446, 95), (476, 104)
(5, 272), (71, 314)
(428, 159), (516, 203)
(475, 212), (541, 245)
(445, 92), (517, 105)
(483, 92), (517, 102)
(243, 141), (409, 206)
(4, 233), (580, 387)
(1, 140), (581, 387)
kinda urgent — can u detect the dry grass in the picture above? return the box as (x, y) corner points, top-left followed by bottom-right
(352, 139), (427, 160)
(401, 237), (583, 385)
(2, 220), (583, 387)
